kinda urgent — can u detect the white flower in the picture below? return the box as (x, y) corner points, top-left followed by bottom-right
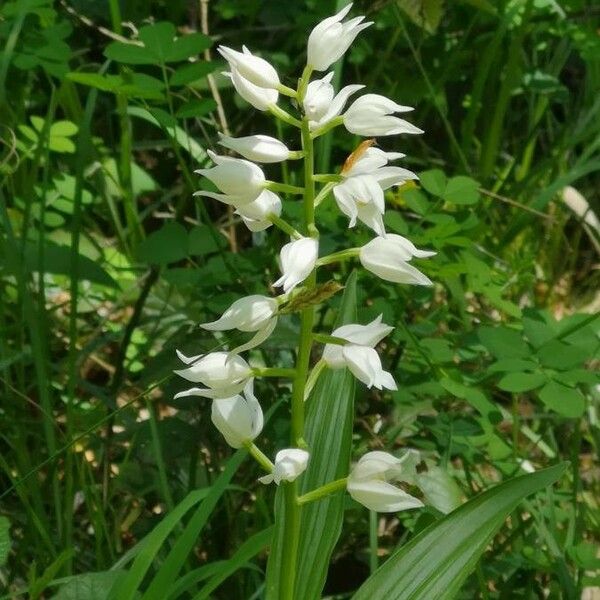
(218, 133), (290, 163)
(224, 67), (278, 112)
(344, 94), (423, 136)
(360, 234), (435, 285)
(303, 72), (363, 131)
(307, 4), (373, 71)
(211, 381), (263, 449)
(273, 237), (318, 293)
(201, 295), (278, 332)
(323, 315), (396, 390)
(218, 45), (280, 89)
(201, 294), (279, 354)
(174, 351), (252, 399)
(194, 150), (266, 203)
(347, 450), (424, 512)
(333, 148), (418, 236)
(259, 448), (309, 485)
(235, 190), (282, 232)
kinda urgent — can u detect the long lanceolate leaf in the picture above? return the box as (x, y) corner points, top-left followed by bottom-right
(108, 450), (245, 600)
(353, 463), (568, 600)
(265, 272), (357, 599)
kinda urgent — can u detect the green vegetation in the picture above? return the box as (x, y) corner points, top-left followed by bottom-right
(0, 0), (598, 598)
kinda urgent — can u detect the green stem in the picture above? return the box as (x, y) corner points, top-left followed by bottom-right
(316, 247), (360, 266)
(269, 104), (302, 128)
(277, 83), (298, 98)
(253, 367), (297, 378)
(314, 182), (336, 207)
(310, 116), (344, 139)
(296, 478), (348, 505)
(268, 214), (302, 239)
(245, 442), (275, 472)
(312, 333), (348, 346)
(266, 181), (305, 195)
(313, 174), (344, 183)
(280, 88), (318, 600)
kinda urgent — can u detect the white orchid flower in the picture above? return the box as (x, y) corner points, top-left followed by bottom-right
(211, 380), (264, 449)
(218, 133), (291, 163)
(218, 45), (280, 89)
(303, 72), (363, 131)
(174, 351), (252, 399)
(307, 4), (373, 71)
(235, 189), (282, 232)
(224, 67), (279, 112)
(344, 94), (423, 136)
(259, 448), (310, 485)
(359, 234), (435, 286)
(273, 237), (318, 293)
(323, 315), (396, 390)
(347, 450), (424, 512)
(194, 150), (266, 204)
(333, 147), (418, 236)
(201, 294), (279, 354)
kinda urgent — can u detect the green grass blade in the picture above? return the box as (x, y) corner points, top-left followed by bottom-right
(352, 463), (568, 600)
(191, 527), (273, 600)
(140, 449), (246, 600)
(265, 271), (357, 600)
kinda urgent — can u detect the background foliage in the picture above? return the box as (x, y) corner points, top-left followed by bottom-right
(0, 0), (599, 598)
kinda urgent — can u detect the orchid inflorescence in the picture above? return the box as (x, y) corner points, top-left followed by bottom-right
(174, 3), (437, 525)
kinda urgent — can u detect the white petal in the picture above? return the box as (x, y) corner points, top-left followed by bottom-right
(348, 480), (423, 512)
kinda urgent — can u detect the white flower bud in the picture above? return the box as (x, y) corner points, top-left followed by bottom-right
(201, 295), (278, 332)
(195, 150), (265, 203)
(344, 94), (423, 136)
(218, 45), (280, 88)
(211, 381), (263, 449)
(273, 237), (318, 293)
(359, 235), (435, 286)
(259, 448), (310, 485)
(224, 68), (279, 112)
(174, 351), (252, 399)
(307, 4), (372, 71)
(347, 450), (424, 512)
(218, 133), (290, 163)
(323, 315), (396, 390)
(235, 190), (282, 232)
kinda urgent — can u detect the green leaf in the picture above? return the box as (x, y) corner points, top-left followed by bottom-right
(2, 239), (119, 288)
(104, 42), (155, 65)
(166, 33), (212, 62)
(170, 61), (216, 86)
(353, 463), (567, 600)
(106, 485), (213, 600)
(191, 527), (272, 600)
(487, 358), (538, 373)
(137, 222), (188, 266)
(0, 516), (10, 567)
(127, 106), (207, 162)
(48, 136), (76, 153)
(536, 340), (589, 370)
(176, 99), (218, 119)
(265, 272), (357, 600)
(397, 0), (445, 33)
(443, 176), (480, 205)
(51, 571), (126, 599)
(188, 224), (228, 256)
(497, 372), (547, 392)
(141, 451), (246, 600)
(50, 120), (78, 137)
(440, 377), (501, 423)
(537, 380), (586, 418)
(138, 22), (176, 62)
(419, 169), (447, 197)
(478, 326), (530, 359)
